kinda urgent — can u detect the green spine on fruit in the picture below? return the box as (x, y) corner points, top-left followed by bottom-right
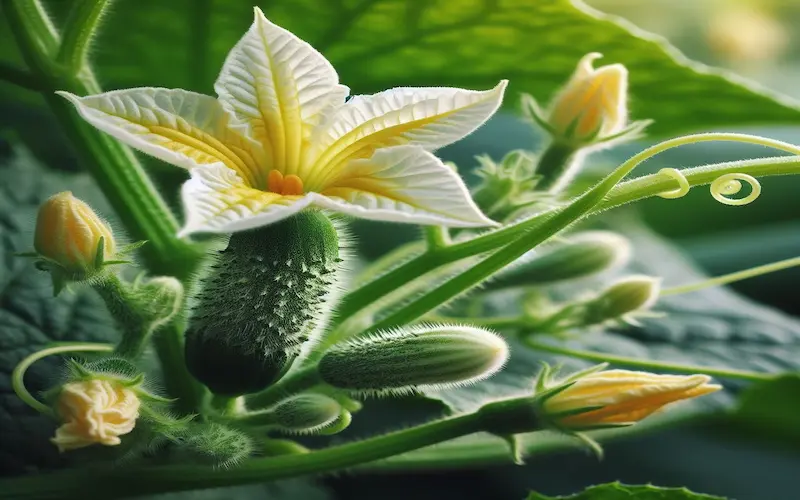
(186, 211), (341, 395)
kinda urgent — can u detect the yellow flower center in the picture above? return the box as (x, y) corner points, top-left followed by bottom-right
(267, 169), (305, 196)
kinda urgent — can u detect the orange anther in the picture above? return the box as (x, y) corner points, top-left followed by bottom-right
(267, 169), (284, 194)
(282, 175), (304, 196)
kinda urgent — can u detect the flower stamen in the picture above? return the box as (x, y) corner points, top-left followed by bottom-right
(267, 169), (305, 196)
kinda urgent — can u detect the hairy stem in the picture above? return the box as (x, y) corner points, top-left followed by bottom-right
(535, 140), (579, 192)
(57, 0), (113, 72)
(246, 366), (322, 410)
(0, 411), (489, 499)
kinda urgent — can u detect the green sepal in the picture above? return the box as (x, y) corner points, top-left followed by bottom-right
(94, 236), (106, 270)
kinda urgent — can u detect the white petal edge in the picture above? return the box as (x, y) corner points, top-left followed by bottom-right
(214, 7), (345, 176)
(311, 80), (508, 158)
(315, 145), (496, 228)
(57, 88), (263, 174)
(179, 164), (314, 236)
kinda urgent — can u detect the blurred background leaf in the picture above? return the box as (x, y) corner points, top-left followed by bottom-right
(527, 482), (727, 499)
(2, 0), (800, 139)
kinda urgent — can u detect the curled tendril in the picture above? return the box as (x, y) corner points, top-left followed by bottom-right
(656, 168), (762, 206)
(710, 173), (762, 206)
(656, 168), (690, 199)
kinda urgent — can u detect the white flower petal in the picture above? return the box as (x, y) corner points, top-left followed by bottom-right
(57, 88), (267, 187)
(315, 145), (495, 227)
(179, 164), (313, 236)
(304, 80), (507, 190)
(214, 7), (345, 178)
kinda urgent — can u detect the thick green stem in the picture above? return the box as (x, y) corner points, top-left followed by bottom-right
(153, 320), (205, 415)
(247, 366), (322, 410)
(535, 140), (579, 192)
(424, 226), (450, 250)
(57, 0), (112, 72)
(92, 274), (150, 358)
(526, 340), (772, 382)
(0, 411), (488, 499)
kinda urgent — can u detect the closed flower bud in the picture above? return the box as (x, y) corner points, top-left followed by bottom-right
(487, 231), (630, 290)
(470, 150), (540, 221)
(51, 379), (140, 452)
(547, 53), (628, 145)
(587, 275), (661, 322)
(539, 368), (721, 430)
(271, 394), (342, 433)
(34, 191), (116, 279)
(319, 325), (509, 394)
(135, 276), (184, 328)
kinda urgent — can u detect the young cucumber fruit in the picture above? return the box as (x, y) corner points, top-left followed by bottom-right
(186, 211), (340, 395)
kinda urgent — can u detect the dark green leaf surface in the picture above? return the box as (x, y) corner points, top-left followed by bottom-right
(426, 215), (800, 414)
(730, 374), (800, 446)
(527, 482), (727, 500)
(4, 0), (800, 136)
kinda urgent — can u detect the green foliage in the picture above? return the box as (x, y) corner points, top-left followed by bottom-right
(4, 0), (800, 137)
(731, 374), (800, 446)
(527, 482), (727, 499)
(0, 148), (119, 474)
(185, 211), (341, 396)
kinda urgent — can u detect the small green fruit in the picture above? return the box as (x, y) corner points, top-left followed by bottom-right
(186, 211), (341, 396)
(587, 275), (661, 321)
(319, 324), (509, 394)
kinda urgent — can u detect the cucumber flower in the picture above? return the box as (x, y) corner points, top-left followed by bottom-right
(59, 8), (506, 236)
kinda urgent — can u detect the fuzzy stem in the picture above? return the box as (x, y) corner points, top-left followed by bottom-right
(0, 411), (493, 498)
(12, 343), (114, 416)
(660, 256), (800, 297)
(526, 340), (772, 382)
(92, 274), (150, 358)
(535, 140), (579, 192)
(246, 367), (322, 410)
(56, 0), (112, 72)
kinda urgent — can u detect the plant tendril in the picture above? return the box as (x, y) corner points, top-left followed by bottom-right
(12, 343), (114, 416)
(657, 168), (762, 206)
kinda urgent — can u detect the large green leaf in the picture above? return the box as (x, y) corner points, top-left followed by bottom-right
(729, 374), (800, 447)
(425, 215), (800, 414)
(527, 482), (727, 500)
(4, 0), (800, 136)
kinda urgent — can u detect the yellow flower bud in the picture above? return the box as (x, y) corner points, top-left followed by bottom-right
(542, 369), (721, 429)
(548, 53), (628, 144)
(51, 379), (140, 452)
(34, 191), (116, 278)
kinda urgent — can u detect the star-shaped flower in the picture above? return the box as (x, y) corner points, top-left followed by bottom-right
(59, 8), (506, 236)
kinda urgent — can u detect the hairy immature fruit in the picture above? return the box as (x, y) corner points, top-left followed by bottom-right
(319, 325), (509, 394)
(186, 211), (340, 396)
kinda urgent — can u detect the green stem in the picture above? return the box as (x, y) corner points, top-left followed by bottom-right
(660, 256), (800, 297)
(0, 411), (487, 499)
(424, 226), (450, 250)
(153, 320), (205, 414)
(336, 137), (800, 331)
(12, 342), (114, 416)
(92, 274), (150, 358)
(535, 140), (579, 192)
(423, 314), (523, 330)
(57, 0), (112, 73)
(246, 366), (322, 410)
(526, 340), (772, 382)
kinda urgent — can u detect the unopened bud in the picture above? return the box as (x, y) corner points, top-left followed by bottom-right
(135, 276), (184, 329)
(547, 53), (628, 145)
(319, 325), (509, 394)
(180, 423), (253, 468)
(538, 366), (721, 430)
(271, 394), (342, 433)
(488, 231), (630, 290)
(34, 191), (116, 280)
(471, 150), (539, 221)
(588, 275), (661, 322)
